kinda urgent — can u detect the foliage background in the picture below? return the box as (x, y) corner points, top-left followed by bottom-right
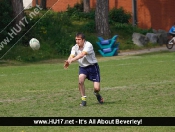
(0, 2), (154, 62)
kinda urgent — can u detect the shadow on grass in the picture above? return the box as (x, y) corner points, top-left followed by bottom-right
(90, 101), (117, 106)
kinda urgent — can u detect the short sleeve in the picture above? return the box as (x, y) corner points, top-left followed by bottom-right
(71, 46), (76, 56)
(83, 42), (93, 54)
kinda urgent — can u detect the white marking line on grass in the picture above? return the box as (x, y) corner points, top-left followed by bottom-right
(103, 80), (174, 90)
(0, 99), (14, 102)
(13, 80), (175, 93)
(0, 68), (77, 77)
(0, 80), (174, 103)
(0, 59), (168, 77)
(0, 97), (32, 103)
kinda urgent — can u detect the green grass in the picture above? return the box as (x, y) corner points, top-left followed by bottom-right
(0, 51), (175, 131)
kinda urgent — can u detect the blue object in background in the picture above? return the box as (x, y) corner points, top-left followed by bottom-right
(96, 35), (119, 57)
(98, 48), (118, 57)
(98, 35), (118, 42)
(100, 40), (110, 45)
(103, 48), (112, 53)
(97, 39), (116, 49)
(97, 36), (104, 41)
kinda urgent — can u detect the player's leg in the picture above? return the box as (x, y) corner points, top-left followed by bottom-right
(94, 82), (104, 104)
(79, 74), (87, 106)
(94, 81), (100, 93)
(79, 74), (86, 97)
(89, 63), (103, 104)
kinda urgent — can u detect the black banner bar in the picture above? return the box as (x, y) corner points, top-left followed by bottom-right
(0, 117), (175, 126)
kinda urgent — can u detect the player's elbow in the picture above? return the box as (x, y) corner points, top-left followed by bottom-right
(78, 55), (84, 59)
(79, 52), (85, 58)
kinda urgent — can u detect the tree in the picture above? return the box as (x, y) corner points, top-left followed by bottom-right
(40, 0), (47, 10)
(0, 1), (13, 40)
(95, 0), (110, 37)
(36, 0), (39, 5)
(11, 0), (24, 26)
(83, 0), (90, 13)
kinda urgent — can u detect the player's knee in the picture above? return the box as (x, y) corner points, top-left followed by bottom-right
(79, 80), (84, 85)
(94, 82), (100, 92)
(94, 88), (100, 92)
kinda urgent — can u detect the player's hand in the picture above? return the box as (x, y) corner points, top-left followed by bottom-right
(64, 60), (69, 69)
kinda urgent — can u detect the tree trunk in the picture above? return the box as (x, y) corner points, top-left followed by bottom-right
(95, 0), (110, 37)
(83, 0), (90, 13)
(36, 0), (39, 5)
(40, 0), (47, 10)
(11, 0), (24, 26)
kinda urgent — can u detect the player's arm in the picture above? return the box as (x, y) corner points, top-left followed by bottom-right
(64, 45), (76, 69)
(68, 51), (87, 64)
(64, 54), (75, 69)
(67, 55), (74, 61)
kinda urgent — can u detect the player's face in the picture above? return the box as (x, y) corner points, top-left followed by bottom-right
(75, 36), (85, 48)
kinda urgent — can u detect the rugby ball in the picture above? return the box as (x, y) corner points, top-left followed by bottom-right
(29, 38), (40, 50)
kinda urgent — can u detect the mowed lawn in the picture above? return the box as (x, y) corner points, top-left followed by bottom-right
(0, 51), (175, 132)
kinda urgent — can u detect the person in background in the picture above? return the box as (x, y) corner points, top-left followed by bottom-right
(169, 22), (175, 36)
(168, 22), (175, 44)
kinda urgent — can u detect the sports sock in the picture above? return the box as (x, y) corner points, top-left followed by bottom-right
(81, 96), (86, 101)
(94, 91), (100, 96)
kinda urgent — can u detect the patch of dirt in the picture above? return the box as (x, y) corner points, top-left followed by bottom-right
(118, 45), (175, 56)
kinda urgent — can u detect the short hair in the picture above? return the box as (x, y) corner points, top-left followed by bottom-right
(76, 32), (85, 40)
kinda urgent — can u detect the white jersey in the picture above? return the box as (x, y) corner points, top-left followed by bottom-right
(71, 41), (98, 67)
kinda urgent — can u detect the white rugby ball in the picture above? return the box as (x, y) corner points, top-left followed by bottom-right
(29, 38), (40, 50)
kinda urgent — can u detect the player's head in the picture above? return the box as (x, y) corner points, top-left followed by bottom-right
(76, 32), (85, 39)
(75, 32), (85, 47)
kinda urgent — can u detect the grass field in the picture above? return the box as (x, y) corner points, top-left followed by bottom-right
(0, 51), (175, 132)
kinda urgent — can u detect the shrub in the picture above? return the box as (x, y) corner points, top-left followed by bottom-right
(0, 1), (17, 58)
(19, 10), (74, 59)
(81, 21), (96, 33)
(66, 2), (95, 21)
(66, 2), (83, 17)
(109, 7), (132, 24)
(0, 1), (13, 30)
(114, 23), (153, 35)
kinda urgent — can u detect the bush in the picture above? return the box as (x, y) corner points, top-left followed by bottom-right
(0, 1), (13, 31)
(66, 2), (83, 17)
(0, 1), (16, 58)
(0, 2), (155, 61)
(80, 10), (95, 20)
(109, 7), (131, 24)
(114, 23), (153, 35)
(66, 2), (95, 21)
(81, 21), (96, 33)
(18, 10), (74, 60)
